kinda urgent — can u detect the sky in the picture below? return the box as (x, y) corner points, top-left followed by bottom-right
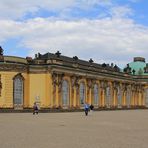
(0, 0), (148, 68)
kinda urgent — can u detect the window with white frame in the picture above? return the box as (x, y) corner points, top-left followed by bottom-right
(106, 86), (111, 107)
(14, 76), (23, 105)
(94, 84), (99, 105)
(62, 80), (69, 106)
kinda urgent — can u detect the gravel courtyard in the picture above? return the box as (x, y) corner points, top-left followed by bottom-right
(0, 110), (148, 148)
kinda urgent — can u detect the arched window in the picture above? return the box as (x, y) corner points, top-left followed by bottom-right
(62, 80), (69, 106)
(145, 88), (148, 107)
(13, 74), (24, 106)
(106, 86), (111, 107)
(80, 82), (85, 105)
(117, 86), (122, 106)
(94, 84), (99, 105)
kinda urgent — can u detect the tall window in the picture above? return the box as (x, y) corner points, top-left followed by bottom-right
(94, 84), (99, 105)
(106, 86), (111, 107)
(13, 75), (24, 105)
(145, 88), (148, 107)
(62, 80), (69, 106)
(80, 82), (85, 105)
(117, 86), (122, 106)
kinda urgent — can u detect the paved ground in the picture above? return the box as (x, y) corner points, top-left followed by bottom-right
(0, 110), (148, 148)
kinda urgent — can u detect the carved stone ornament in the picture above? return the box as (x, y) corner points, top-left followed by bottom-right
(52, 73), (57, 94)
(0, 64), (27, 72)
(52, 73), (57, 85)
(57, 73), (64, 93)
(0, 46), (4, 56)
(52, 73), (65, 93)
(70, 75), (81, 89)
(112, 81), (120, 90)
(122, 83), (128, 92)
(100, 80), (108, 89)
(87, 79), (92, 89)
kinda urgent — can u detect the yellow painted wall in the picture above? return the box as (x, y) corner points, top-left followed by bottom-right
(0, 72), (15, 108)
(29, 73), (51, 108)
(23, 73), (30, 108)
(0, 70), (148, 109)
(0, 72), (28, 108)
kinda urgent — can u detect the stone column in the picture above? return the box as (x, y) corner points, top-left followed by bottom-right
(70, 76), (80, 108)
(142, 88), (145, 106)
(100, 80), (107, 107)
(112, 81), (119, 107)
(74, 76), (81, 108)
(138, 91), (141, 106)
(57, 74), (64, 108)
(86, 78), (95, 105)
(102, 89), (105, 107)
(121, 84), (125, 107)
(131, 91), (135, 107)
(52, 73), (57, 108)
(70, 76), (75, 107)
(130, 84), (135, 107)
(76, 84), (79, 107)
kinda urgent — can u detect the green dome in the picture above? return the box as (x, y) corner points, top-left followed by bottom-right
(129, 61), (146, 75)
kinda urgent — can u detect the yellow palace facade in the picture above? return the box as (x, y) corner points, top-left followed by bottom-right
(0, 47), (148, 110)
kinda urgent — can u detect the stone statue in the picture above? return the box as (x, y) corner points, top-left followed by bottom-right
(0, 46), (4, 56)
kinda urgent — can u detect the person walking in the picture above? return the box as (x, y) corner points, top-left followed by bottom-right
(84, 102), (89, 116)
(33, 102), (39, 115)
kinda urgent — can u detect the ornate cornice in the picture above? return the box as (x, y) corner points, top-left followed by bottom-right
(0, 63), (27, 72)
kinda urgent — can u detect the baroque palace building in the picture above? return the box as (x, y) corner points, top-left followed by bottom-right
(0, 46), (148, 110)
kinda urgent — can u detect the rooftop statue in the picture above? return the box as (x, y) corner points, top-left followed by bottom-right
(0, 46), (4, 56)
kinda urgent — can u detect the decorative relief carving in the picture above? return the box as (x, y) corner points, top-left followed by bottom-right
(0, 64), (27, 72)
(112, 81), (120, 90)
(52, 73), (57, 94)
(122, 83), (128, 93)
(52, 73), (65, 93)
(131, 84), (136, 92)
(86, 78), (96, 97)
(100, 80), (108, 89)
(70, 75), (82, 101)
(57, 74), (64, 93)
(70, 75), (81, 88)
(87, 79), (92, 89)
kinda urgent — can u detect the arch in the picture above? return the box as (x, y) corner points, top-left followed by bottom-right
(13, 73), (24, 108)
(79, 82), (85, 105)
(94, 84), (99, 105)
(62, 80), (69, 106)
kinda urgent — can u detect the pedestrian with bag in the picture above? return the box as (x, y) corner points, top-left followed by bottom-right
(84, 102), (90, 116)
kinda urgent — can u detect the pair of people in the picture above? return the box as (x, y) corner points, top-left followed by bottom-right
(84, 103), (94, 116)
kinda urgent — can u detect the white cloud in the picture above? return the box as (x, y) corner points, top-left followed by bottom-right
(1, 16), (148, 67)
(110, 6), (133, 18)
(0, 0), (148, 67)
(0, 0), (112, 20)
